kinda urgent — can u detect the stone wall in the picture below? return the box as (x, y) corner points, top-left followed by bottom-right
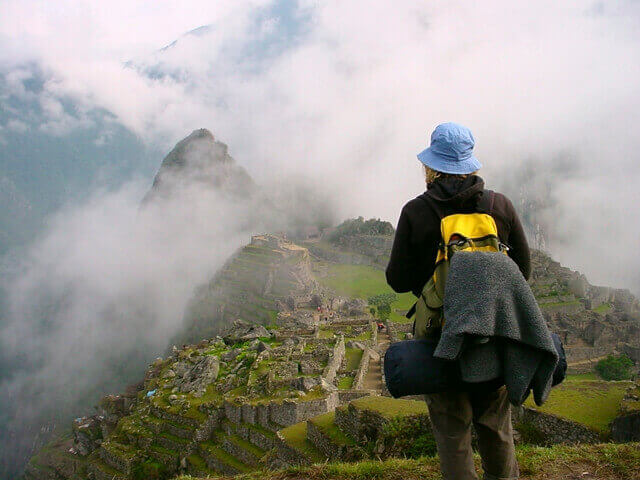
(338, 390), (373, 404)
(541, 302), (585, 315)
(611, 413), (640, 442)
(351, 348), (371, 390)
(271, 432), (311, 467)
(564, 345), (611, 363)
(322, 336), (345, 384)
(623, 344), (640, 363)
(224, 401), (243, 424)
(306, 419), (363, 461)
(99, 444), (136, 475)
(194, 414), (220, 442)
(235, 423), (276, 451)
(385, 320), (399, 343)
(512, 407), (601, 445)
(611, 382), (640, 442)
(269, 393), (339, 427)
(335, 404), (389, 442)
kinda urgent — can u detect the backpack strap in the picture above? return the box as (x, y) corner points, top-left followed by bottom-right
(478, 189), (495, 216)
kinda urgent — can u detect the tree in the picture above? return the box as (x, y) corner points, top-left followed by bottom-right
(595, 354), (634, 381)
(377, 303), (391, 321)
(368, 293), (397, 321)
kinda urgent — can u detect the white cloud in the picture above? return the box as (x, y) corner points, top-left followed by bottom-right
(5, 119), (27, 133)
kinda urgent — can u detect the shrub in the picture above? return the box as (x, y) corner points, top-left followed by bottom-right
(596, 354), (634, 381)
(368, 293), (397, 320)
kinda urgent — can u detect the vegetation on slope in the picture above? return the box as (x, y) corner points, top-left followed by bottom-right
(596, 355), (635, 381)
(524, 376), (632, 433)
(327, 217), (394, 244)
(173, 442), (640, 480)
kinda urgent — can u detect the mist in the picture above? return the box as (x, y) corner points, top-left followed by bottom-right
(0, 130), (340, 476)
(1, 0), (640, 477)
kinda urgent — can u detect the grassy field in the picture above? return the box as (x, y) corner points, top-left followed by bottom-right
(525, 376), (631, 432)
(174, 442), (640, 480)
(317, 263), (415, 323)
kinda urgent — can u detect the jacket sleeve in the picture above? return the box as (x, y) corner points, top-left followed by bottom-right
(386, 206), (421, 294)
(505, 198), (532, 280)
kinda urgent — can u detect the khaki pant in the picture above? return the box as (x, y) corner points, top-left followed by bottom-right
(424, 386), (519, 480)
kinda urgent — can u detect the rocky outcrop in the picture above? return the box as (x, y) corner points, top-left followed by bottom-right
(172, 355), (220, 395)
(222, 319), (271, 344)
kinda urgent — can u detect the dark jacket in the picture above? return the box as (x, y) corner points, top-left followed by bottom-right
(385, 175), (531, 297)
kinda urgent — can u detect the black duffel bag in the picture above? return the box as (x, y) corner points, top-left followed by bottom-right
(383, 339), (462, 398)
(384, 333), (568, 398)
(551, 332), (567, 386)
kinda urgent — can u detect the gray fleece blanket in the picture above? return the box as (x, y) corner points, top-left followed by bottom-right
(434, 251), (558, 406)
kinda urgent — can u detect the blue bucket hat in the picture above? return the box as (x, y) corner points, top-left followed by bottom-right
(417, 122), (482, 174)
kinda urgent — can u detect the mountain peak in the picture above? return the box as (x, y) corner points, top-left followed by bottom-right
(142, 128), (254, 203)
(186, 128), (214, 141)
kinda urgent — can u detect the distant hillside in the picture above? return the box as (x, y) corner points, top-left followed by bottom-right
(304, 217), (395, 268)
(172, 234), (319, 347)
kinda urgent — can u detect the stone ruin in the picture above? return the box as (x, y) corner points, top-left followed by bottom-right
(24, 294), (387, 480)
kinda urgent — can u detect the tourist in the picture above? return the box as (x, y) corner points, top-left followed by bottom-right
(385, 122), (530, 480)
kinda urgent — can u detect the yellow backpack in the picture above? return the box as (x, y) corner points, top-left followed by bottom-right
(411, 193), (509, 339)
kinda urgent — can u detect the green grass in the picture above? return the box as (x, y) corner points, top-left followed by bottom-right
(150, 443), (180, 457)
(279, 422), (325, 463)
(349, 396), (428, 419)
(309, 412), (355, 446)
(317, 264), (415, 324)
(318, 327), (336, 339)
(101, 440), (138, 460)
(186, 453), (218, 475)
(346, 329), (372, 342)
(200, 441), (252, 473)
(159, 431), (190, 445)
(245, 422), (277, 439)
(525, 379), (631, 432)
(594, 302), (613, 313)
(338, 376), (354, 389)
(344, 348), (363, 371)
(228, 434), (266, 458)
(118, 415), (154, 439)
(173, 443), (640, 480)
